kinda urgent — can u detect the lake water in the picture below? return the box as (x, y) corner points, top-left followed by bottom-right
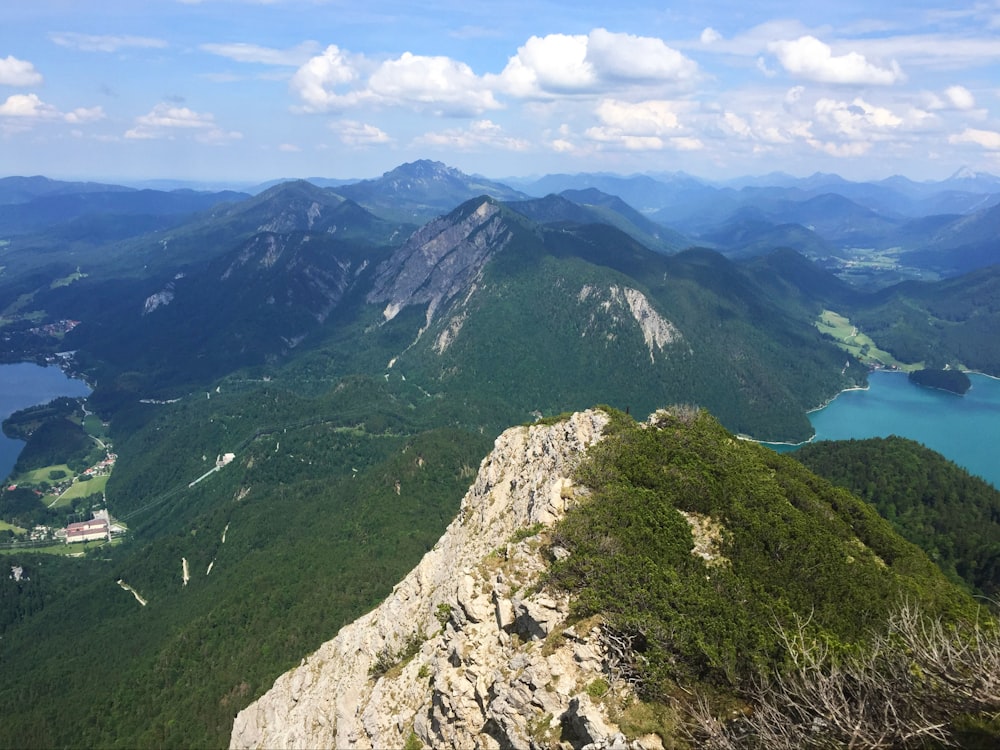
(775, 370), (1000, 489)
(0, 362), (91, 482)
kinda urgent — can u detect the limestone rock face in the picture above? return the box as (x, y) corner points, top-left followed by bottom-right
(229, 409), (651, 750)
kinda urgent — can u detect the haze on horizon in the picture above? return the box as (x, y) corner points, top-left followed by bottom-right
(2, 0), (1000, 184)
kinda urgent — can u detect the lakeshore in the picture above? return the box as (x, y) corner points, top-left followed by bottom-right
(0, 362), (92, 482)
(769, 370), (1000, 489)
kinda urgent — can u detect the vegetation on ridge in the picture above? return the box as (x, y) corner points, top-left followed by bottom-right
(548, 406), (995, 747)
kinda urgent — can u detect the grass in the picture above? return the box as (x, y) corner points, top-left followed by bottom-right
(815, 309), (923, 371)
(83, 414), (109, 439)
(16, 464), (74, 485)
(0, 519), (26, 534)
(57, 475), (108, 503)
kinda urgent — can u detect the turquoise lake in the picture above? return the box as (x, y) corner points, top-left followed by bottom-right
(0, 362), (91, 482)
(775, 370), (1000, 489)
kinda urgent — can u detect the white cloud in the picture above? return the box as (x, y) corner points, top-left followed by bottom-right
(0, 93), (58, 118)
(584, 99), (700, 152)
(125, 103), (241, 143)
(332, 120), (392, 146)
(586, 29), (697, 83)
(814, 97), (902, 139)
(723, 112), (753, 138)
(594, 99), (682, 135)
(768, 35), (903, 84)
(289, 45), (362, 112)
(415, 119), (528, 151)
(700, 27), (722, 45)
(944, 85), (976, 110)
(49, 32), (167, 53)
(292, 46), (500, 116)
(277, 142), (301, 152)
(64, 106), (106, 123)
(493, 33), (593, 96)
(949, 128), (1000, 151)
(200, 41), (319, 66)
(367, 53), (501, 116)
(0, 56), (43, 86)
(492, 29), (697, 98)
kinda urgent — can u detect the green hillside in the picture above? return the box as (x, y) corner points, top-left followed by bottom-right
(796, 436), (1000, 597)
(549, 407), (998, 747)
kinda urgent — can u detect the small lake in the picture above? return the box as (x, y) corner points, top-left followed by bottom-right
(774, 370), (1000, 489)
(0, 362), (91, 482)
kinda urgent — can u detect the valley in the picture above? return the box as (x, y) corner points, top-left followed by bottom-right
(1, 161), (999, 748)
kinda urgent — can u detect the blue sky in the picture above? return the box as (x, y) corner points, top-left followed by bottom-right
(2, 0), (999, 184)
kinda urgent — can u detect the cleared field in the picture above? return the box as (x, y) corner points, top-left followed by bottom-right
(58, 475), (108, 503)
(17, 464), (73, 485)
(815, 309), (922, 371)
(0, 520), (26, 534)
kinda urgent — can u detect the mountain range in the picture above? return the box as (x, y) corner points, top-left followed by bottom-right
(1, 159), (1000, 748)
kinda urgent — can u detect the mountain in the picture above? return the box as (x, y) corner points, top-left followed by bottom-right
(505, 189), (689, 254)
(334, 160), (529, 223)
(844, 263), (1000, 372)
(795, 436), (1000, 597)
(231, 407), (991, 749)
(698, 218), (835, 260)
(0, 187), (249, 238)
(896, 200), (1000, 275)
(3, 163), (1000, 749)
(360, 196), (860, 441)
(0, 175), (134, 204)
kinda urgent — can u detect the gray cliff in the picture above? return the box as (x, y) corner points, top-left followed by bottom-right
(229, 410), (664, 750)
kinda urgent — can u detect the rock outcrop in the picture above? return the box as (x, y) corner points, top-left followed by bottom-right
(230, 409), (659, 750)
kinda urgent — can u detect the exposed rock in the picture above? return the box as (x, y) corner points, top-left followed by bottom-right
(577, 284), (684, 363)
(367, 200), (511, 328)
(230, 409), (657, 750)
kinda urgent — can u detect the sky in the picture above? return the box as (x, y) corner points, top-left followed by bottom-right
(2, 0), (1000, 185)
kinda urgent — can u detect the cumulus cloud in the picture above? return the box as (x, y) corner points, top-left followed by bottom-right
(125, 102), (241, 143)
(587, 29), (697, 83)
(0, 56), (43, 86)
(944, 85), (976, 110)
(414, 119), (529, 151)
(289, 45), (362, 111)
(594, 98), (682, 135)
(814, 97), (903, 139)
(64, 106), (106, 123)
(49, 32), (167, 53)
(949, 127), (1000, 151)
(0, 93), (104, 125)
(277, 142), (301, 152)
(366, 53), (501, 116)
(0, 93), (58, 118)
(584, 98), (700, 151)
(331, 120), (392, 146)
(290, 30), (698, 118)
(493, 29), (698, 98)
(201, 41), (319, 66)
(292, 46), (500, 116)
(701, 27), (722, 44)
(768, 35), (903, 84)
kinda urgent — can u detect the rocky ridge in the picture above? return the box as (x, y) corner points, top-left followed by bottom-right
(230, 409), (662, 750)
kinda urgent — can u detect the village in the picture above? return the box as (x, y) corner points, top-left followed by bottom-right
(2, 446), (127, 552)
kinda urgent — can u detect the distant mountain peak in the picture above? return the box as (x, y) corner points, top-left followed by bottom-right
(385, 159), (453, 178)
(949, 166), (980, 181)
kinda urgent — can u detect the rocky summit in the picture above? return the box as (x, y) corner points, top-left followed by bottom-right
(227, 409), (656, 750)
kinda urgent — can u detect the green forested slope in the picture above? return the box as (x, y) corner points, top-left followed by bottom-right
(548, 408), (997, 747)
(0, 377), (491, 748)
(795, 436), (1000, 597)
